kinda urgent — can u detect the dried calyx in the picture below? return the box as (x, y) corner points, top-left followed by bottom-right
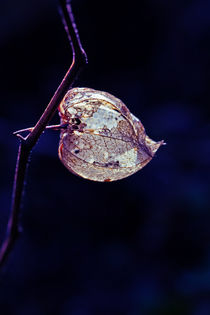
(58, 87), (164, 182)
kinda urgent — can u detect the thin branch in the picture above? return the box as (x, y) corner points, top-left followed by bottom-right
(13, 123), (68, 136)
(0, 0), (87, 268)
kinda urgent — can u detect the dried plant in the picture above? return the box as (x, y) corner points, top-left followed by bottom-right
(0, 0), (87, 268)
(0, 0), (164, 269)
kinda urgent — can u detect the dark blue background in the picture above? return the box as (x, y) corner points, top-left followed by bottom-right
(0, 0), (210, 314)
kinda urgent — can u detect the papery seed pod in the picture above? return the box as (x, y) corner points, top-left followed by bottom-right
(58, 87), (164, 182)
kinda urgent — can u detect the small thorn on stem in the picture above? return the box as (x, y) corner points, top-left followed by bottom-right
(13, 128), (33, 136)
(13, 123), (68, 136)
(15, 134), (27, 141)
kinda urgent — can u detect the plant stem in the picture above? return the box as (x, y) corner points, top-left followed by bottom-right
(0, 0), (87, 268)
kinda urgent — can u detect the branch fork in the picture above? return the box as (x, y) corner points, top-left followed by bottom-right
(0, 0), (87, 268)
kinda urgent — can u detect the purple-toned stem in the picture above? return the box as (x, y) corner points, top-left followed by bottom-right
(0, 0), (87, 268)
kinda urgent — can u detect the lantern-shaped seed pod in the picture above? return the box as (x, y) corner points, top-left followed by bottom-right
(58, 87), (164, 182)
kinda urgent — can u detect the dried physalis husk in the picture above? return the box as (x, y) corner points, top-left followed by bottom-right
(58, 87), (164, 182)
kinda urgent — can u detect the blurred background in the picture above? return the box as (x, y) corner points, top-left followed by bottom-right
(0, 0), (210, 314)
